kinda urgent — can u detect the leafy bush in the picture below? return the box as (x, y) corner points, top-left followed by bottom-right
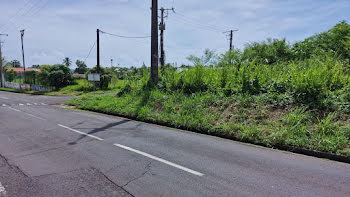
(37, 64), (73, 89)
(86, 66), (112, 89)
(24, 70), (38, 84)
(5, 70), (17, 82)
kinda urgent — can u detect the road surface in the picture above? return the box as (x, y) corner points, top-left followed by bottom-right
(0, 91), (349, 197)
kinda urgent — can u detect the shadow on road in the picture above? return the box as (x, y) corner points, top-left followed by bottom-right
(68, 119), (131, 145)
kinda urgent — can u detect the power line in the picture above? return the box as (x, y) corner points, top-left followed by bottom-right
(171, 16), (220, 33)
(172, 11), (227, 32)
(0, 0), (45, 32)
(99, 30), (151, 39)
(84, 41), (96, 63)
(0, 0), (33, 31)
(0, 0), (48, 41)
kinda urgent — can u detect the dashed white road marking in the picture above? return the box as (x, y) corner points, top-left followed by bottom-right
(0, 96), (9, 100)
(1, 103), (47, 107)
(58, 124), (104, 141)
(0, 182), (6, 196)
(24, 113), (46, 121)
(113, 143), (204, 176)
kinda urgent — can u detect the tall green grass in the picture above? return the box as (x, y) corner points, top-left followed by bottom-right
(67, 55), (350, 157)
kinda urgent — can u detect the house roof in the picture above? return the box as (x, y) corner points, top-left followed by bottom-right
(9, 68), (41, 72)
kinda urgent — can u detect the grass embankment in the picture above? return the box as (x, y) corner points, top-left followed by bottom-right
(67, 56), (350, 158)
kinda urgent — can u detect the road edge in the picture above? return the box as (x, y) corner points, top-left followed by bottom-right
(64, 105), (350, 164)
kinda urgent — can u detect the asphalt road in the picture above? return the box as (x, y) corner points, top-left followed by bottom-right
(0, 91), (349, 197)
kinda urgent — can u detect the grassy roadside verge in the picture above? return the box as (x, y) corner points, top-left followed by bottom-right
(66, 90), (350, 160)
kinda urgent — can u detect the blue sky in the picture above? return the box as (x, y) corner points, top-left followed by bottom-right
(0, 0), (349, 69)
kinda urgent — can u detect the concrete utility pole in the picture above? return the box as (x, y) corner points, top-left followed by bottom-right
(159, 7), (174, 72)
(223, 29), (238, 51)
(151, 0), (159, 83)
(20, 29), (26, 71)
(0, 33), (8, 88)
(97, 29), (100, 73)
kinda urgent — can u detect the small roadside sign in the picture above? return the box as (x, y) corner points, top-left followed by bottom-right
(88, 73), (100, 82)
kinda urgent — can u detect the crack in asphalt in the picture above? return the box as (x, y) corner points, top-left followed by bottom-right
(122, 161), (152, 189)
(0, 154), (29, 178)
(14, 145), (67, 159)
(94, 168), (135, 197)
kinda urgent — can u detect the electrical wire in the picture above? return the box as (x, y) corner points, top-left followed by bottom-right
(172, 11), (228, 32)
(0, 0), (43, 31)
(171, 16), (220, 33)
(0, 0), (33, 31)
(0, 0), (48, 33)
(99, 30), (151, 39)
(84, 41), (96, 63)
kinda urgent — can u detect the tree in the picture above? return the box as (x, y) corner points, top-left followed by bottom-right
(7, 60), (22, 68)
(242, 38), (293, 65)
(187, 49), (217, 66)
(218, 49), (243, 67)
(32, 65), (40, 68)
(4, 70), (17, 82)
(86, 66), (112, 89)
(63, 57), (72, 67)
(38, 64), (73, 89)
(74, 60), (88, 74)
(293, 21), (350, 61)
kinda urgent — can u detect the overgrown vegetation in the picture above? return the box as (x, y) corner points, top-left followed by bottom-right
(68, 22), (350, 158)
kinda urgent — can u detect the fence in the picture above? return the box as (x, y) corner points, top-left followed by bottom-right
(4, 82), (53, 92)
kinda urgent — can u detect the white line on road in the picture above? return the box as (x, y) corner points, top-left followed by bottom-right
(19, 103), (24, 106)
(0, 182), (6, 196)
(8, 107), (21, 112)
(41, 103), (47, 105)
(8, 107), (46, 120)
(26, 103), (32, 106)
(25, 113), (46, 120)
(1, 104), (6, 107)
(58, 124), (104, 141)
(0, 96), (9, 100)
(114, 143), (204, 176)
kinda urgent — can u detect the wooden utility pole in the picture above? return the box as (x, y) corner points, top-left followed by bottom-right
(223, 29), (238, 51)
(20, 29), (26, 71)
(229, 30), (233, 51)
(151, 0), (159, 83)
(0, 33), (8, 88)
(97, 29), (100, 73)
(159, 7), (174, 72)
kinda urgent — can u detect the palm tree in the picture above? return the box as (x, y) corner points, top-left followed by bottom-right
(63, 57), (72, 67)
